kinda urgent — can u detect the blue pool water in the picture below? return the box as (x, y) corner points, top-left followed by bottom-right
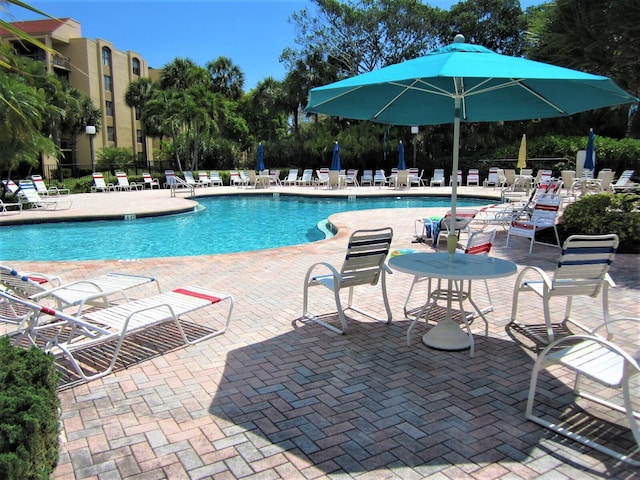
(0, 195), (489, 261)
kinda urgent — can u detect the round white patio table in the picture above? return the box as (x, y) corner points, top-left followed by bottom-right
(389, 252), (517, 355)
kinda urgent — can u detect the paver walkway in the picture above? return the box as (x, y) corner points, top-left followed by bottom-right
(1, 185), (638, 479)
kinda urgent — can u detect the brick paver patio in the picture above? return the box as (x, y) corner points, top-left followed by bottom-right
(1, 185), (638, 479)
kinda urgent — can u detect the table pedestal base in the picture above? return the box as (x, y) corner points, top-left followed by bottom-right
(422, 319), (471, 351)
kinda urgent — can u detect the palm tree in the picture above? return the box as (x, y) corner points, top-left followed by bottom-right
(206, 56), (245, 100)
(0, 1), (58, 70)
(125, 77), (156, 163)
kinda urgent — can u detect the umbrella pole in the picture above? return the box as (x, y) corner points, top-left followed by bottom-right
(447, 98), (461, 256)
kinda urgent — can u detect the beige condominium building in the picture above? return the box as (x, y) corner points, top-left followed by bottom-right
(0, 18), (155, 177)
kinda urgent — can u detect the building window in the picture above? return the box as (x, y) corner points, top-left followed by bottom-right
(137, 152), (144, 163)
(105, 101), (114, 116)
(104, 75), (113, 92)
(136, 130), (143, 143)
(102, 47), (111, 66)
(107, 126), (115, 142)
(132, 58), (141, 75)
(135, 106), (141, 120)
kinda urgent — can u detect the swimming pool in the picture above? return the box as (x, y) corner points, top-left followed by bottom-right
(0, 195), (490, 261)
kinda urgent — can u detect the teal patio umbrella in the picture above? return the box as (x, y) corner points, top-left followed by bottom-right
(305, 35), (637, 246)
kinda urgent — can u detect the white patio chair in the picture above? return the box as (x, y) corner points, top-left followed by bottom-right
(345, 169), (359, 187)
(302, 227), (393, 334)
(315, 168), (330, 188)
(510, 234), (619, 344)
(526, 317), (640, 466)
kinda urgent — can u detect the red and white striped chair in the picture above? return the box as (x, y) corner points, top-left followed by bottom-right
(506, 194), (561, 253)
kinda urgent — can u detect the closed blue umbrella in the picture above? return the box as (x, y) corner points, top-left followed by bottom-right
(306, 34), (637, 237)
(330, 141), (341, 171)
(584, 129), (595, 172)
(256, 143), (265, 172)
(398, 141), (406, 170)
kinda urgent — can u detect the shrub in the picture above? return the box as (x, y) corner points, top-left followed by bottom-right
(561, 193), (640, 253)
(0, 338), (60, 480)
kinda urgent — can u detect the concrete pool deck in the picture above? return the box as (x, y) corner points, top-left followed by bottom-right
(1, 184), (639, 478)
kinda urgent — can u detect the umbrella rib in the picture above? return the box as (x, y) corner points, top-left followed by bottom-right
(373, 80), (422, 120)
(311, 85), (365, 108)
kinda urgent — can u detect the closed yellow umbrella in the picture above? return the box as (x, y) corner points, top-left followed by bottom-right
(517, 134), (527, 173)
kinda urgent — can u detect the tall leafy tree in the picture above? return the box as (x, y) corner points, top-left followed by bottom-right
(0, 69), (56, 179)
(206, 56), (245, 100)
(526, 0), (640, 137)
(444, 0), (527, 55)
(288, 0), (446, 79)
(125, 77), (155, 162)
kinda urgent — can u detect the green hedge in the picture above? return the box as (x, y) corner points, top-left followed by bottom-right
(561, 193), (640, 254)
(0, 338), (60, 480)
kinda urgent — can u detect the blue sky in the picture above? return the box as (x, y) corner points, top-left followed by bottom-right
(5, 0), (544, 90)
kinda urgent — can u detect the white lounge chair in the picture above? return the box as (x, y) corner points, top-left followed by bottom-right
(114, 172), (139, 191)
(373, 169), (386, 187)
(182, 171), (198, 188)
(209, 171), (223, 187)
(506, 194), (561, 253)
(17, 181), (73, 210)
(296, 169), (313, 186)
(360, 170), (373, 186)
(449, 170), (462, 186)
(315, 168), (330, 188)
(0, 265), (161, 316)
(31, 175), (69, 196)
(91, 172), (112, 192)
(197, 171), (212, 187)
(466, 169), (480, 186)
(229, 170), (244, 187)
(0, 198), (22, 215)
(484, 167), (500, 187)
(611, 170), (636, 192)
(302, 227), (393, 334)
(510, 234), (619, 344)
(0, 285), (234, 382)
(142, 173), (160, 189)
(430, 168), (445, 186)
(281, 169), (299, 186)
(433, 208), (479, 246)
